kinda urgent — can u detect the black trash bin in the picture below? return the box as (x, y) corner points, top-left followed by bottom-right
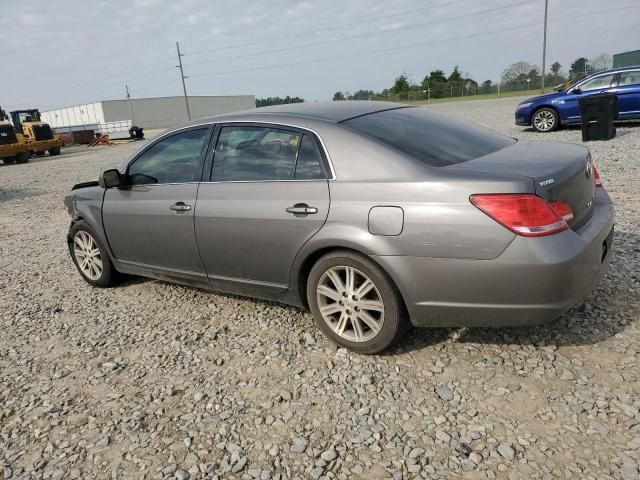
(579, 93), (617, 141)
(129, 126), (145, 140)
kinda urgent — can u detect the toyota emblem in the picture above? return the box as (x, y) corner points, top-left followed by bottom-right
(585, 160), (593, 178)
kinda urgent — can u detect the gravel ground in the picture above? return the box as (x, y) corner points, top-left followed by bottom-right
(1, 97), (639, 480)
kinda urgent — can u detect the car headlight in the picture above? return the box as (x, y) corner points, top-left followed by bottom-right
(518, 102), (533, 109)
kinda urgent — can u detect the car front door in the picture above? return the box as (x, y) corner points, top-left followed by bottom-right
(564, 73), (616, 121)
(195, 124), (330, 292)
(102, 126), (211, 278)
(610, 70), (640, 118)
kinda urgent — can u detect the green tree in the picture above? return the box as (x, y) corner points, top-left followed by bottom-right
(480, 80), (493, 94)
(550, 61), (561, 75)
(448, 66), (462, 83)
(569, 57), (594, 79)
(391, 72), (411, 94)
(352, 90), (374, 100)
(255, 96), (303, 107)
(333, 91), (345, 101)
(429, 69), (447, 83)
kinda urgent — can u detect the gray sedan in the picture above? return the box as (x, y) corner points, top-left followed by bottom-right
(64, 102), (614, 354)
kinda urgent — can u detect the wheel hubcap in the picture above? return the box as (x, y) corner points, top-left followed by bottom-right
(73, 231), (103, 281)
(534, 111), (555, 131)
(316, 266), (384, 342)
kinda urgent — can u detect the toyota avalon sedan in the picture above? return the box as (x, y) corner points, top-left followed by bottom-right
(64, 101), (614, 354)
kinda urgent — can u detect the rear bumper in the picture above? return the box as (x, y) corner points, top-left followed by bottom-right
(373, 189), (615, 328)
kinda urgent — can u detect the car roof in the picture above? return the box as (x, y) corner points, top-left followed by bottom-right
(586, 65), (640, 77)
(193, 101), (410, 125)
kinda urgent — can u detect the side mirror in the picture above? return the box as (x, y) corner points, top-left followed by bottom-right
(99, 169), (122, 189)
(570, 88), (582, 95)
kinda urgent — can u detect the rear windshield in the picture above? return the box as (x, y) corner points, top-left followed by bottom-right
(342, 107), (515, 167)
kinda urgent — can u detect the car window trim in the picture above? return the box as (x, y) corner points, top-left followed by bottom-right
(205, 121), (334, 183)
(122, 124), (215, 187)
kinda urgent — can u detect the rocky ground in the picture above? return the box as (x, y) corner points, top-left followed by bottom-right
(1, 97), (638, 480)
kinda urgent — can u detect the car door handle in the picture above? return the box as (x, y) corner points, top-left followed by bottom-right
(170, 202), (191, 212)
(286, 203), (318, 215)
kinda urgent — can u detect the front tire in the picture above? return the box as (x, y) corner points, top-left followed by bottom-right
(532, 107), (559, 132)
(49, 146), (61, 156)
(307, 251), (408, 354)
(69, 221), (117, 287)
(2, 157), (16, 164)
(15, 151), (30, 164)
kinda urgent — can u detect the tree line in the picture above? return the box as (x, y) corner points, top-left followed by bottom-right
(255, 53), (613, 105)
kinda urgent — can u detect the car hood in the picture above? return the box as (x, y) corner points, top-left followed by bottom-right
(519, 91), (565, 105)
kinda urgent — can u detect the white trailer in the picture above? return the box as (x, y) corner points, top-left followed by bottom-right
(41, 95), (255, 137)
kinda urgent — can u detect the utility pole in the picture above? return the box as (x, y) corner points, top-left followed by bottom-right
(541, 0), (549, 93)
(176, 41), (191, 121)
(125, 84), (135, 126)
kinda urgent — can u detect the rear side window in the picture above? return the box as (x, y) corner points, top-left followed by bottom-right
(342, 107), (514, 167)
(295, 134), (325, 180)
(212, 126), (326, 181)
(619, 71), (640, 86)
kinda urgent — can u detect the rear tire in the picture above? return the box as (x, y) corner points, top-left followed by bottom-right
(532, 107), (559, 132)
(2, 157), (16, 164)
(307, 250), (409, 354)
(15, 151), (30, 164)
(49, 146), (61, 156)
(69, 221), (118, 287)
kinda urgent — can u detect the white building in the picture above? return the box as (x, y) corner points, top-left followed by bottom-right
(41, 95), (255, 136)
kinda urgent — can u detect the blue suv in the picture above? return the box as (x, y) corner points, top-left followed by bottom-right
(515, 66), (640, 132)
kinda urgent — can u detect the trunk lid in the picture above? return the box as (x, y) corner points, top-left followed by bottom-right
(447, 140), (597, 229)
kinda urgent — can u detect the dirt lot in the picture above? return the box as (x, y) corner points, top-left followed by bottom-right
(1, 97), (639, 480)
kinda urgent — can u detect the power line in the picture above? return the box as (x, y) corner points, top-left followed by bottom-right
(23, 2), (640, 109)
(186, 0), (475, 57)
(5, 56), (175, 108)
(184, 0), (536, 69)
(188, 4), (639, 81)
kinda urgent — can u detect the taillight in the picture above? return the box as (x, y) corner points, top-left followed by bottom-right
(593, 167), (603, 188)
(470, 194), (569, 237)
(548, 200), (575, 223)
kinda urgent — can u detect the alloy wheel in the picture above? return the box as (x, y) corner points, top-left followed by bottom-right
(316, 266), (384, 342)
(73, 231), (103, 281)
(533, 110), (556, 131)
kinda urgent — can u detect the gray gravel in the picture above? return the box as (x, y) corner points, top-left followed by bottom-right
(1, 97), (639, 479)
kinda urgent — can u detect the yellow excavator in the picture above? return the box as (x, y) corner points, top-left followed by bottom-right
(0, 106), (31, 164)
(10, 109), (64, 157)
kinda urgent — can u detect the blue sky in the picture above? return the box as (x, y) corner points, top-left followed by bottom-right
(2, 0), (639, 109)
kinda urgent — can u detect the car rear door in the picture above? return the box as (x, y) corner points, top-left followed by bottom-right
(102, 126), (212, 277)
(611, 70), (640, 118)
(194, 123), (330, 291)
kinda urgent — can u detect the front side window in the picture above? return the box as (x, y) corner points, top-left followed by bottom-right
(578, 74), (614, 92)
(213, 126), (305, 181)
(619, 71), (640, 86)
(127, 128), (208, 185)
(343, 107), (515, 167)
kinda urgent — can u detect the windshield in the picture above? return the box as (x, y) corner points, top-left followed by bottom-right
(342, 107), (515, 167)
